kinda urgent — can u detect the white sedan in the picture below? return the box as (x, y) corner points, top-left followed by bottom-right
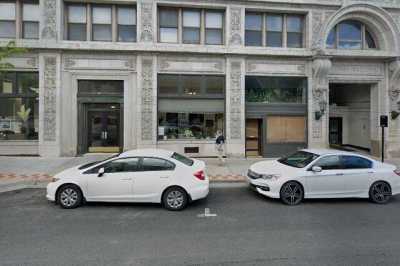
(247, 149), (400, 205)
(47, 149), (209, 211)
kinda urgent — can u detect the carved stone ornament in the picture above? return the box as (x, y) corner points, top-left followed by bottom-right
(229, 7), (242, 46)
(43, 56), (57, 141)
(312, 57), (331, 136)
(41, 0), (57, 40)
(140, 3), (154, 42)
(313, 57), (332, 87)
(229, 62), (242, 139)
(389, 60), (400, 103)
(26, 57), (37, 68)
(141, 58), (154, 141)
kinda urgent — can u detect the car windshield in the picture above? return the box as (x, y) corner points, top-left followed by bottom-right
(171, 152), (194, 166)
(77, 154), (120, 170)
(278, 151), (319, 168)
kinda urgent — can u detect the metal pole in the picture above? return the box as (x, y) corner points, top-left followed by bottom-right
(381, 126), (384, 162)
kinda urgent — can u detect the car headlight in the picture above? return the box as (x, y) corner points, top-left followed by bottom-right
(260, 174), (281, 180)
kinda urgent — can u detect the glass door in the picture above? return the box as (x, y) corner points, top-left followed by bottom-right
(87, 104), (121, 153)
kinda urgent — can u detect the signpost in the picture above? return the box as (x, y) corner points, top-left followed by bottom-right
(380, 115), (388, 162)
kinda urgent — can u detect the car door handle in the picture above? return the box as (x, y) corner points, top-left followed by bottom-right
(160, 176), (169, 179)
(336, 173), (344, 176)
(121, 178), (132, 180)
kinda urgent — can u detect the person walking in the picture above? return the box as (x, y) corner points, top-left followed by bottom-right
(215, 130), (225, 165)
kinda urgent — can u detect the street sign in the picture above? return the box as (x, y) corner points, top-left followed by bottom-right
(380, 115), (388, 127)
(380, 115), (388, 162)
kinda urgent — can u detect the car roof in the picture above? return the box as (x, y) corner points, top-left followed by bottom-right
(301, 148), (371, 158)
(118, 149), (174, 158)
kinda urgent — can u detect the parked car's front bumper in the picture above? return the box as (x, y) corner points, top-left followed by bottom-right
(46, 182), (57, 202)
(247, 177), (280, 199)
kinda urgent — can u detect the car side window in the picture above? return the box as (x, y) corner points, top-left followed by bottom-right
(341, 155), (372, 169)
(313, 155), (342, 170)
(103, 159), (125, 173)
(84, 157), (140, 174)
(141, 157), (175, 171)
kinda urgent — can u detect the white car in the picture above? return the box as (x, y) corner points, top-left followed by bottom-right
(46, 149), (209, 211)
(247, 149), (400, 205)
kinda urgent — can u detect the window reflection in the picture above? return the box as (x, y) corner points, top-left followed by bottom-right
(0, 72), (39, 141)
(245, 77), (306, 103)
(326, 20), (377, 50)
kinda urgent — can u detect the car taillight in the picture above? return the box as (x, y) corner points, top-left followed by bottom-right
(194, 170), (205, 180)
(394, 169), (400, 176)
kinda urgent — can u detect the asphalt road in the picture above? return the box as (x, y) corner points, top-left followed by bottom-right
(1, 186), (400, 266)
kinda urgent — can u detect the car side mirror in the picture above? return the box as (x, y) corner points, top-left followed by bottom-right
(311, 166), (322, 173)
(98, 167), (105, 177)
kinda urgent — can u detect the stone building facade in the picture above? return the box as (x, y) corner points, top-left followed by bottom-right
(0, 0), (400, 158)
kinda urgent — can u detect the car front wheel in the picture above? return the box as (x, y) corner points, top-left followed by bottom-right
(369, 181), (392, 204)
(162, 187), (188, 211)
(280, 181), (304, 206)
(58, 184), (83, 209)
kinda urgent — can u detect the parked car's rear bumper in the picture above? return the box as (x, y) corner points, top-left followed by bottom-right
(190, 183), (209, 201)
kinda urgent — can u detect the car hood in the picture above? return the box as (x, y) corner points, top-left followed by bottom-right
(54, 165), (82, 179)
(250, 160), (302, 177)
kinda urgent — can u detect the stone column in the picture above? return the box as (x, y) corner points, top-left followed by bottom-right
(137, 55), (157, 148)
(226, 57), (245, 157)
(309, 56), (332, 148)
(40, 0), (58, 41)
(39, 53), (61, 157)
(227, 6), (244, 47)
(387, 59), (400, 158)
(138, 0), (155, 43)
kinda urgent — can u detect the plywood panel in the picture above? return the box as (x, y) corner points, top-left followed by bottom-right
(266, 116), (285, 143)
(267, 116), (306, 143)
(285, 117), (306, 142)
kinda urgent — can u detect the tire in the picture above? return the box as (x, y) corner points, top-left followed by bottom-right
(280, 181), (304, 206)
(57, 184), (83, 209)
(162, 187), (188, 211)
(369, 181), (392, 204)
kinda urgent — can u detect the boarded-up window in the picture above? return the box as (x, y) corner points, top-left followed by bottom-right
(267, 116), (306, 143)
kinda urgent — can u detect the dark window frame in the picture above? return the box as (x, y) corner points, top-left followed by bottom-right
(245, 11), (305, 48)
(326, 20), (378, 50)
(158, 7), (179, 43)
(66, 3), (87, 41)
(158, 74), (225, 99)
(91, 4), (113, 42)
(22, 0), (40, 39)
(182, 9), (201, 44)
(158, 6), (225, 45)
(64, 2), (137, 43)
(117, 5), (137, 42)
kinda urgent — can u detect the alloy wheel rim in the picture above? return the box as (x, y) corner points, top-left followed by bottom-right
(166, 190), (184, 208)
(372, 182), (391, 203)
(60, 188), (78, 207)
(282, 183), (302, 205)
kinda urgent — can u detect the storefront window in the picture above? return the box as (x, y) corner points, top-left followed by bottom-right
(0, 72), (39, 141)
(245, 77), (306, 103)
(158, 74), (225, 140)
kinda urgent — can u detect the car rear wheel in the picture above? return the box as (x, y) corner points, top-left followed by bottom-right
(280, 181), (304, 206)
(58, 184), (82, 209)
(162, 187), (188, 211)
(369, 181), (392, 204)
